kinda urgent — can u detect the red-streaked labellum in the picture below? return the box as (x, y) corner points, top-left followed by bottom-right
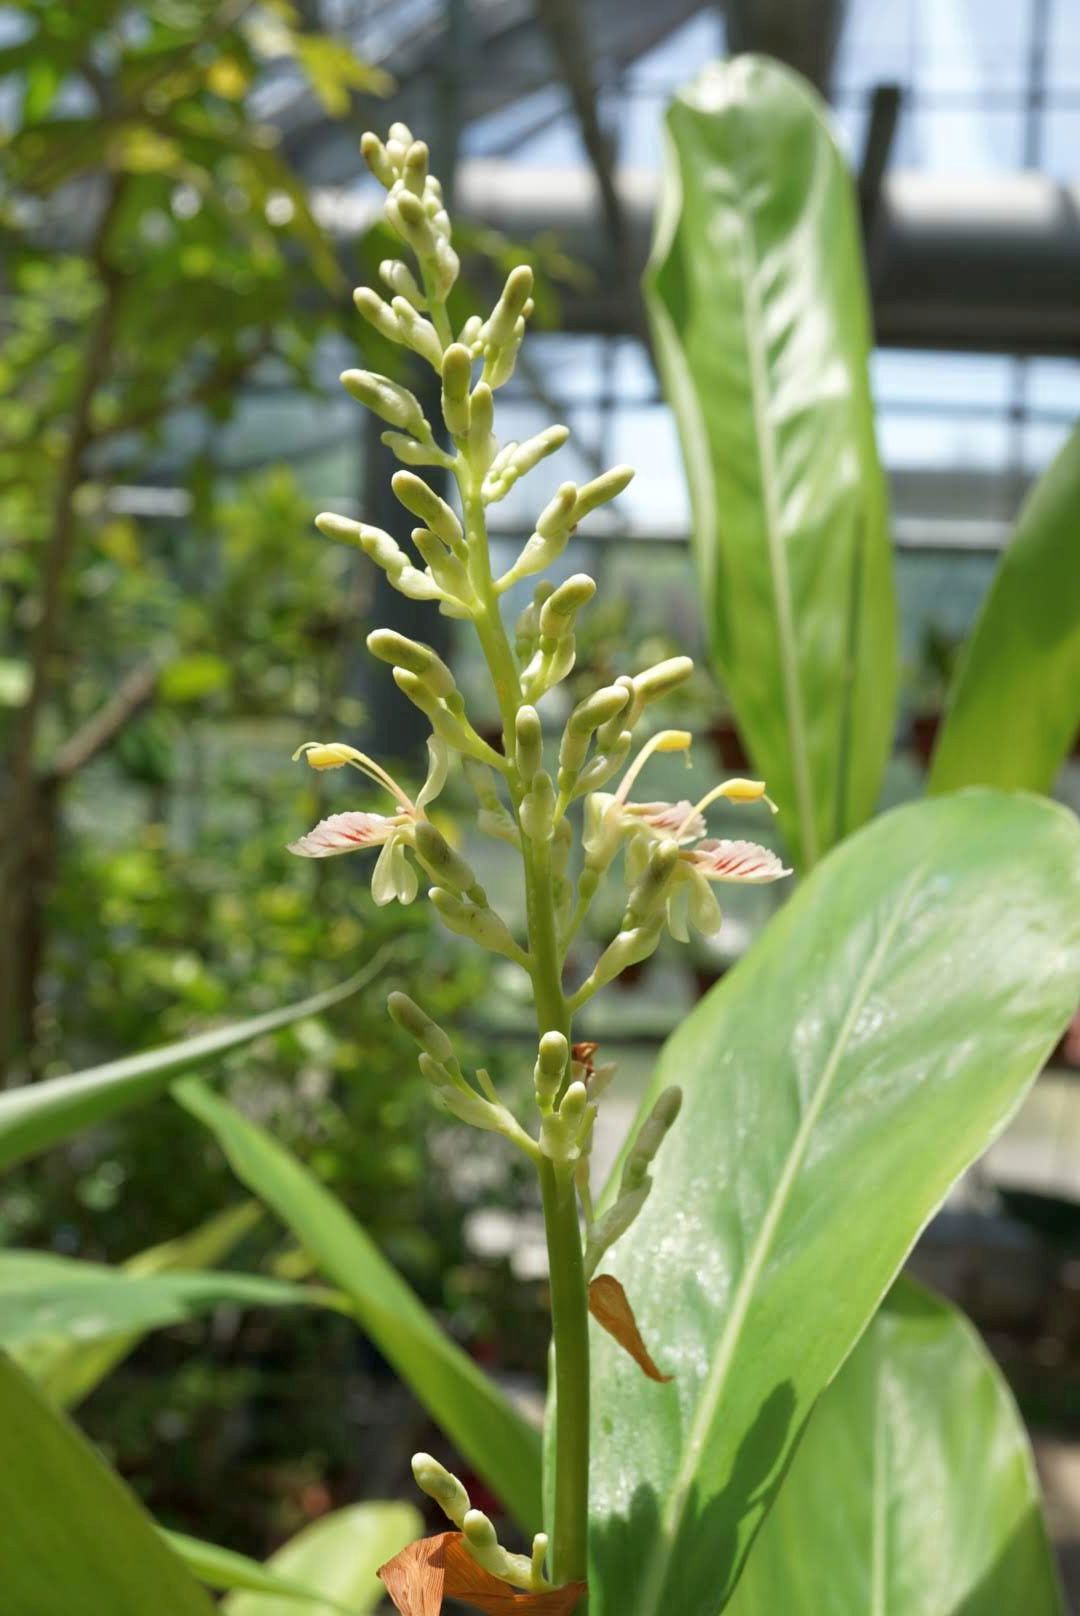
(379, 1532), (586, 1615)
(287, 810), (400, 857)
(626, 799), (705, 843)
(588, 1274), (672, 1383)
(685, 837), (791, 884)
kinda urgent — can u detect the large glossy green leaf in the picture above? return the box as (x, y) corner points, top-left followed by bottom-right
(175, 1078), (543, 1531)
(0, 967), (377, 1174)
(164, 1527), (355, 1610)
(0, 1348), (216, 1615)
(22, 1201), (262, 1408)
(726, 1277), (1062, 1615)
(646, 55), (896, 870)
(929, 423), (1080, 796)
(0, 1250), (332, 1370)
(587, 790), (1080, 1616)
(222, 1502), (422, 1616)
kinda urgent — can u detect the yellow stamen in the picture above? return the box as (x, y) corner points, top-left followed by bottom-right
(293, 740), (416, 813)
(675, 777), (777, 840)
(613, 729), (693, 807)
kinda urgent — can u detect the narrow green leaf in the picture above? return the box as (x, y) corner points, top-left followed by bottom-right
(0, 1252), (331, 1369)
(221, 1503), (422, 1616)
(727, 1278), (1062, 1615)
(0, 966), (378, 1174)
(646, 55), (897, 869)
(0, 1348), (216, 1614)
(587, 790), (1080, 1616)
(22, 1201), (262, 1408)
(929, 423), (1080, 795)
(175, 1079), (543, 1532)
(163, 1528), (353, 1610)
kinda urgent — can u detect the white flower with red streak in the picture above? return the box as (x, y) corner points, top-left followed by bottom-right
(584, 729), (792, 942)
(287, 737), (447, 907)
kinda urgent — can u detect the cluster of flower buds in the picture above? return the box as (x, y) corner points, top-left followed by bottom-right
(411, 1453), (551, 1592)
(286, 125), (798, 1605)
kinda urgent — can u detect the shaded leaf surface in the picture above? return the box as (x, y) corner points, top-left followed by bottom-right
(727, 1278), (1062, 1615)
(0, 1348), (215, 1614)
(175, 1079), (543, 1531)
(586, 791), (1080, 1616)
(646, 54), (896, 869)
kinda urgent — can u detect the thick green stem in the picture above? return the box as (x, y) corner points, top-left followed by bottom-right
(540, 1155), (591, 1585)
(458, 461), (590, 1586)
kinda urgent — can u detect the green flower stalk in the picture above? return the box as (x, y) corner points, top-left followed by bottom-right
(288, 122), (791, 1602)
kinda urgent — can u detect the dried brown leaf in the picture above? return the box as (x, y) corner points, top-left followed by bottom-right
(379, 1533), (586, 1616)
(379, 1531), (448, 1615)
(588, 1273), (672, 1382)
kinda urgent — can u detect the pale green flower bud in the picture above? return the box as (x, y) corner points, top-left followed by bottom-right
(559, 685), (629, 790)
(467, 382), (496, 471)
(430, 888), (526, 964)
(380, 431), (451, 469)
(388, 991), (456, 1067)
(536, 482), (578, 541)
(623, 839), (679, 929)
(519, 769), (555, 843)
(388, 121), (415, 148)
(360, 131), (395, 188)
(514, 583), (551, 660)
(393, 567), (447, 603)
(353, 286), (402, 345)
(572, 463), (635, 522)
(409, 527), (472, 603)
(388, 186), (436, 256)
(389, 297), (443, 368)
(596, 676), (636, 750)
(539, 573), (596, 641)
(440, 344), (473, 438)
(583, 1186), (650, 1278)
(379, 258), (426, 308)
(341, 369), (430, 440)
(629, 656), (694, 720)
(459, 314), (484, 352)
(402, 139), (429, 195)
(411, 1453), (469, 1527)
(482, 425), (570, 503)
(314, 511), (390, 553)
(391, 471), (463, 548)
(392, 668), (496, 760)
(484, 265), (534, 349)
(366, 628), (457, 701)
(431, 235), (460, 296)
(534, 1031), (569, 1110)
(414, 821), (485, 905)
(515, 705), (543, 784)
(540, 1079), (591, 1164)
(575, 733), (632, 794)
(573, 918), (664, 1005)
(622, 1085), (683, 1191)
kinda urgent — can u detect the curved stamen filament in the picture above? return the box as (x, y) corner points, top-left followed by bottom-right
(675, 777), (777, 841)
(294, 741), (417, 813)
(613, 729), (693, 807)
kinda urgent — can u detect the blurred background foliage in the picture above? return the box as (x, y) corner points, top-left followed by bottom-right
(0, 0), (548, 1554)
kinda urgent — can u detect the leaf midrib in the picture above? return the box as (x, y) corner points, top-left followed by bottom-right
(728, 161), (819, 870)
(637, 866), (923, 1614)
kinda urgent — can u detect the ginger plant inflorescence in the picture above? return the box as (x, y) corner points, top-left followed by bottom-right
(288, 122), (790, 1601)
